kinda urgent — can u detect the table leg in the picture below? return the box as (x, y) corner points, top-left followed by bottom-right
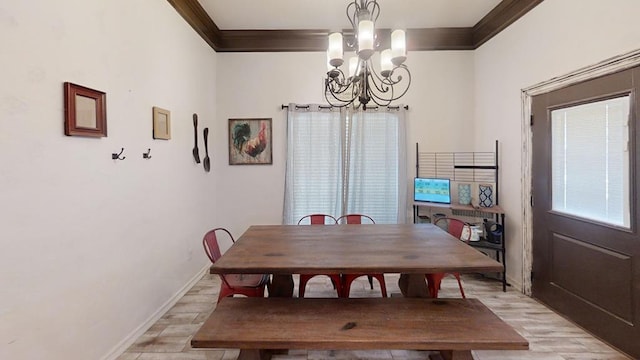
(268, 274), (294, 297)
(265, 275), (293, 356)
(398, 274), (431, 298)
(435, 350), (474, 360)
(238, 349), (272, 360)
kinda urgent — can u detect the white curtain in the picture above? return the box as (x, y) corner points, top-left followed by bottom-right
(284, 104), (407, 224)
(283, 104), (344, 224)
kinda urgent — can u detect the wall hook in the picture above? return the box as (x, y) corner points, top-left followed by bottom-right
(112, 148), (126, 160)
(142, 148), (152, 159)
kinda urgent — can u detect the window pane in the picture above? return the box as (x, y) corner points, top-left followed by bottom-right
(551, 95), (630, 227)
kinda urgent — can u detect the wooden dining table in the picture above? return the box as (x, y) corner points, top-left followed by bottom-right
(209, 223), (504, 297)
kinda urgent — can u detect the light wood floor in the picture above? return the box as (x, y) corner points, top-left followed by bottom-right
(117, 273), (631, 360)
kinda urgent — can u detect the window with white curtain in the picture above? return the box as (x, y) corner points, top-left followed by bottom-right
(551, 95), (631, 227)
(283, 104), (407, 224)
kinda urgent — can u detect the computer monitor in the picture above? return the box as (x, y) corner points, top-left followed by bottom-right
(413, 177), (451, 204)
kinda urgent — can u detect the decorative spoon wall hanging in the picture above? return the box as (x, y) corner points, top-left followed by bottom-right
(203, 127), (210, 172)
(192, 113), (200, 163)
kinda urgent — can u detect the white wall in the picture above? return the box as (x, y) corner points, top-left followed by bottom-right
(214, 51), (476, 234)
(6, 0), (636, 357)
(0, 1), (217, 359)
(474, 0), (640, 288)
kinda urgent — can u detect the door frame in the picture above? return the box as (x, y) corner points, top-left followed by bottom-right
(520, 48), (640, 295)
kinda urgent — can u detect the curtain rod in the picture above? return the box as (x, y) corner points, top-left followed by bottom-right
(281, 104), (409, 110)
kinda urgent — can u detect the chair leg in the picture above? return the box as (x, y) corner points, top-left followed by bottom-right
(342, 274), (386, 298)
(374, 274), (387, 298)
(425, 273), (445, 298)
(454, 273), (466, 299)
(298, 275), (310, 298)
(341, 278), (350, 298)
(330, 278), (338, 290)
(367, 275), (374, 289)
(300, 274), (342, 297)
(218, 285), (233, 303)
(330, 275), (343, 298)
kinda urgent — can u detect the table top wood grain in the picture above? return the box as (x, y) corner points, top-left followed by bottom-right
(209, 224), (503, 275)
(191, 297), (529, 351)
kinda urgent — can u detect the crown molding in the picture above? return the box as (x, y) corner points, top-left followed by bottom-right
(473, 0), (544, 47)
(167, 0), (543, 52)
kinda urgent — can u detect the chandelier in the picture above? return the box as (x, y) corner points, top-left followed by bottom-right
(324, 0), (411, 110)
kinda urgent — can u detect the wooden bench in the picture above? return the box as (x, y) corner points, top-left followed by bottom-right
(191, 297), (528, 360)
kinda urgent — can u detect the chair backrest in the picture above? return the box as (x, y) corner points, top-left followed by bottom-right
(337, 214), (376, 224)
(297, 214), (338, 225)
(434, 217), (471, 242)
(202, 227), (235, 263)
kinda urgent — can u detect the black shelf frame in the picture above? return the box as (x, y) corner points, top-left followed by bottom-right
(414, 140), (507, 291)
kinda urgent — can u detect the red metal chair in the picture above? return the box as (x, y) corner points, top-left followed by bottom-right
(202, 228), (270, 303)
(426, 217), (471, 298)
(297, 214), (343, 297)
(337, 214), (388, 298)
(297, 214), (338, 225)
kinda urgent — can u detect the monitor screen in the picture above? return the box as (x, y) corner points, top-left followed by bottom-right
(414, 178), (451, 204)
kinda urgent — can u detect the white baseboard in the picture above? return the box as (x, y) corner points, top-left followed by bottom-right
(506, 274), (522, 292)
(101, 264), (210, 360)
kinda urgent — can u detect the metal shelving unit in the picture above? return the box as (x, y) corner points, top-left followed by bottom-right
(413, 140), (507, 291)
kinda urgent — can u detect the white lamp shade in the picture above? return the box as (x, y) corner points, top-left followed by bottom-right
(328, 32), (343, 65)
(358, 20), (374, 59)
(348, 57), (359, 77)
(391, 29), (406, 61)
(381, 49), (393, 75)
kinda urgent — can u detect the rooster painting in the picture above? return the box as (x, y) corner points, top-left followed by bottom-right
(229, 119), (272, 164)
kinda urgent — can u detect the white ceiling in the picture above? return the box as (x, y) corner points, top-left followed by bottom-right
(199, 0), (502, 31)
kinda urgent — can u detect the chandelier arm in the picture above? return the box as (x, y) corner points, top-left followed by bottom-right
(326, 77), (340, 94)
(366, 84), (386, 107)
(385, 65), (411, 101)
(367, 66), (391, 94)
(325, 94), (355, 108)
(367, 66), (411, 105)
(325, 72), (359, 107)
(366, 72), (394, 107)
(368, 93), (391, 107)
(370, 63), (402, 87)
(325, 81), (356, 105)
(328, 82), (352, 97)
(329, 68), (347, 85)
(385, 65), (409, 85)
(366, 1), (381, 23)
(346, 1), (358, 32)
(333, 76), (358, 96)
(370, 64), (412, 101)
(327, 68), (362, 97)
(325, 90), (355, 107)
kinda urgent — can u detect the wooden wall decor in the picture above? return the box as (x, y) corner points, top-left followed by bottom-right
(152, 106), (171, 140)
(64, 82), (107, 137)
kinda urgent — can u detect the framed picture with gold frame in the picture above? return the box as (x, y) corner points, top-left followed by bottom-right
(152, 106), (171, 140)
(64, 82), (107, 137)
